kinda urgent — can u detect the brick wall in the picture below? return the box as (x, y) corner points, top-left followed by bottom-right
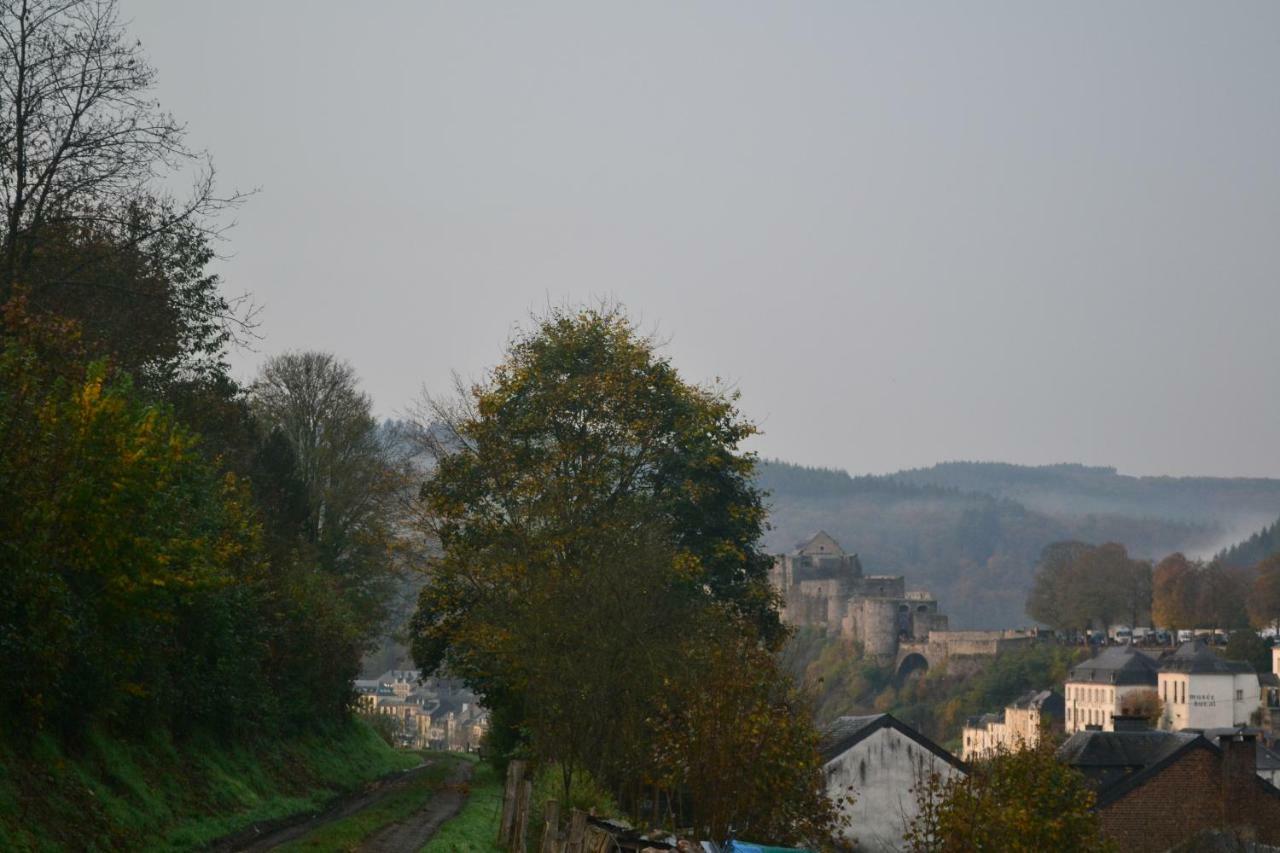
(1098, 743), (1280, 852)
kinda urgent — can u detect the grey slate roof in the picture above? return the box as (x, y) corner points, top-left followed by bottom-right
(820, 713), (966, 771)
(1159, 639), (1254, 675)
(1060, 728), (1280, 809)
(1011, 688), (1065, 719)
(1057, 730), (1203, 802)
(1068, 645), (1159, 686)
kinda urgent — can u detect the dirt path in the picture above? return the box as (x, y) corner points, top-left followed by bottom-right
(212, 761), (440, 852)
(356, 759), (474, 852)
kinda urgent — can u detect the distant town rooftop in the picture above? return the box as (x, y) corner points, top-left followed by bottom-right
(1160, 639), (1254, 675)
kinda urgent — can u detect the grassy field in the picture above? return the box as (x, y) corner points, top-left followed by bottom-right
(420, 759), (504, 853)
(0, 719), (420, 852)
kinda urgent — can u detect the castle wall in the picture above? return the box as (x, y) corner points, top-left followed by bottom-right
(853, 576), (905, 599)
(774, 535), (957, 660)
(859, 599), (899, 658)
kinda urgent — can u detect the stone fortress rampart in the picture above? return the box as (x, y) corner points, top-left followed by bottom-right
(771, 532), (1037, 677)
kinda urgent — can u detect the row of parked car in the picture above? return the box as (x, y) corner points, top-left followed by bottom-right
(1063, 627), (1232, 646)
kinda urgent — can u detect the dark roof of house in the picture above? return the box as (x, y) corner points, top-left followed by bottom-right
(1058, 730), (1206, 806)
(1159, 639), (1254, 675)
(1011, 688), (1065, 718)
(1261, 672), (1280, 688)
(1059, 728), (1280, 811)
(820, 713), (965, 771)
(1068, 645), (1159, 686)
(963, 711), (1005, 729)
(1180, 728), (1280, 772)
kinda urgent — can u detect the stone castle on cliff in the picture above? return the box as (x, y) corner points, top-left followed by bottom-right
(770, 531), (949, 659)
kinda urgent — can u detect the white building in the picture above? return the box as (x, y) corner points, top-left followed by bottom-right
(822, 713), (966, 852)
(1065, 645), (1160, 734)
(1158, 639), (1259, 731)
(962, 689), (1064, 760)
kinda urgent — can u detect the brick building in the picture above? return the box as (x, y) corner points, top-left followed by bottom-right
(1059, 725), (1280, 851)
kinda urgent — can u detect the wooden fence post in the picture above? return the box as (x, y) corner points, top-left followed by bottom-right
(565, 808), (587, 853)
(498, 760), (526, 845)
(539, 798), (560, 853)
(512, 777), (533, 853)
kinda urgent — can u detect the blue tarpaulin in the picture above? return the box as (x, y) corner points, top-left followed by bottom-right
(723, 842), (812, 853)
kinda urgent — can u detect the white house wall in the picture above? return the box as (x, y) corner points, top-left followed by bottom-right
(824, 726), (963, 853)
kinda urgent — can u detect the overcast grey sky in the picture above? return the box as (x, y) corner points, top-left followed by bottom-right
(122, 1), (1279, 478)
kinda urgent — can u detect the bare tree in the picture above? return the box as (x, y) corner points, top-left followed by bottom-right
(0, 0), (245, 299)
(251, 352), (402, 640)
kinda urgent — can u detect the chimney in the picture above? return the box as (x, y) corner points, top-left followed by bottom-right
(1112, 715), (1151, 732)
(1219, 730), (1258, 827)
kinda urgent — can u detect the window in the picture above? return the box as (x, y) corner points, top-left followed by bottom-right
(1237, 689), (1244, 701)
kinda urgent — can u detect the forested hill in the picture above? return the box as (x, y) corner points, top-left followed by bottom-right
(1217, 515), (1280, 568)
(757, 461), (1280, 629)
(892, 462), (1280, 531)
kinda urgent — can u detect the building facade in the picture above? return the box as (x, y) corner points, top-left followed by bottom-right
(1158, 639), (1259, 731)
(822, 714), (966, 852)
(962, 689), (1064, 760)
(1065, 646), (1160, 734)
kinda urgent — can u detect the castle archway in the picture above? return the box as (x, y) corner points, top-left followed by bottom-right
(896, 652), (928, 683)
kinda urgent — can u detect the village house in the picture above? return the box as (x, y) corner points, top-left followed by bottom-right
(1064, 645), (1159, 734)
(961, 689), (1063, 761)
(1058, 722), (1280, 852)
(821, 713), (966, 852)
(1158, 639), (1259, 731)
(352, 669), (488, 751)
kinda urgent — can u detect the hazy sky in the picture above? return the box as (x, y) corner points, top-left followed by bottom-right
(122, 2), (1280, 478)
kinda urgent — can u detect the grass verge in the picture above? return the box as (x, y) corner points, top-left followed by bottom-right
(0, 718), (420, 852)
(274, 755), (459, 851)
(420, 760), (504, 853)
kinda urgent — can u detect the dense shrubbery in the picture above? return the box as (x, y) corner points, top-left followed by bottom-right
(0, 308), (394, 741)
(905, 738), (1106, 852)
(782, 629), (1085, 747)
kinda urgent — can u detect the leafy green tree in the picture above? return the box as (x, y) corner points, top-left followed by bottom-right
(1248, 554), (1280, 635)
(905, 738), (1106, 852)
(648, 617), (844, 846)
(1027, 542), (1149, 633)
(409, 305), (808, 831)
(1196, 562), (1249, 630)
(1225, 629), (1271, 674)
(1153, 553), (1199, 638)
(0, 319), (265, 734)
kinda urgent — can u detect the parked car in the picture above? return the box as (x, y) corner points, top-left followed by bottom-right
(1178, 629), (1195, 643)
(1154, 630), (1171, 645)
(1132, 627), (1152, 644)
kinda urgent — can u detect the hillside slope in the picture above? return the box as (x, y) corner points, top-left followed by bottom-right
(0, 720), (417, 852)
(758, 461), (1279, 628)
(1217, 514), (1280, 568)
